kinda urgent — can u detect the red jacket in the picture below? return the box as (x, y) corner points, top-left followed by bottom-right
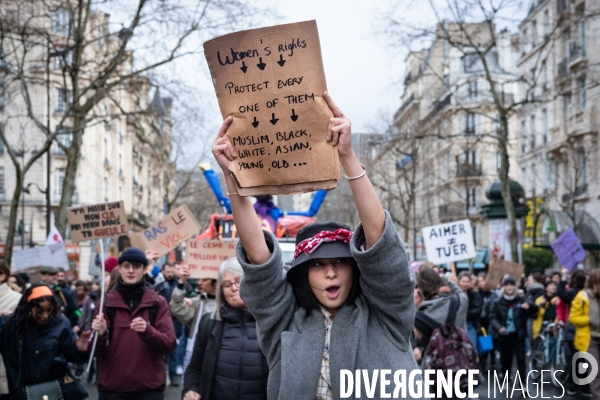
(92, 284), (177, 393)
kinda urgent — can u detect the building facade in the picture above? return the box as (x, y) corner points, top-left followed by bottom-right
(0, 7), (175, 276)
(516, 0), (600, 259)
(373, 23), (520, 257)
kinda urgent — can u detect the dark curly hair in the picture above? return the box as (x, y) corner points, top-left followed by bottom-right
(7, 284), (59, 339)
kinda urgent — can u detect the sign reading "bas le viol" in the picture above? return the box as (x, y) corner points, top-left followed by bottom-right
(204, 20), (339, 196)
(131, 204), (202, 258)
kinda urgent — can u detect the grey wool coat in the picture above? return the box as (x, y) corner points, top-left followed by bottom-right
(237, 211), (424, 400)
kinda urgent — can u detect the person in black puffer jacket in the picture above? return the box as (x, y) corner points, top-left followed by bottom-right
(183, 258), (268, 400)
(489, 276), (538, 383)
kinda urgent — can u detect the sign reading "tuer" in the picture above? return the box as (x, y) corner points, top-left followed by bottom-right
(422, 219), (477, 265)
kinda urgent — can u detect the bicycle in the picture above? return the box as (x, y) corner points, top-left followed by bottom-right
(528, 321), (569, 387)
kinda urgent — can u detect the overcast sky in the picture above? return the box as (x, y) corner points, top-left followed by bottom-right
(194, 0), (405, 140)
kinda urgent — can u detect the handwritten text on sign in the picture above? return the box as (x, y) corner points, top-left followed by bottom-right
(67, 201), (127, 242)
(204, 21), (339, 195)
(422, 219), (477, 264)
(186, 240), (237, 280)
(551, 228), (586, 271)
(137, 204), (201, 257)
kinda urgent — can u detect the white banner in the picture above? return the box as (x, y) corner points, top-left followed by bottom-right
(12, 244), (69, 271)
(422, 219), (477, 264)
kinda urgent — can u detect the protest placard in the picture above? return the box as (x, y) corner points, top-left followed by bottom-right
(67, 201), (128, 242)
(204, 20), (339, 196)
(422, 219), (477, 264)
(186, 239), (237, 279)
(12, 244), (69, 272)
(486, 258), (524, 290)
(551, 228), (586, 271)
(136, 205), (202, 257)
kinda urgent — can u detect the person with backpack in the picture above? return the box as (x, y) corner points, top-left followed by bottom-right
(413, 266), (476, 394)
(183, 258), (267, 400)
(489, 276), (538, 383)
(210, 93), (422, 399)
(90, 248), (177, 400)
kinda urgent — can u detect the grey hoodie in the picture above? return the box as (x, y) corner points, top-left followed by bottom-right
(416, 275), (469, 332)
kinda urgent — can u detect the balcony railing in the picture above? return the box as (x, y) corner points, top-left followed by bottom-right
(395, 93), (415, 120)
(561, 183), (588, 202)
(456, 163), (482, 177)
(422, 94), (452, 126)
(438, 203), (464, 218)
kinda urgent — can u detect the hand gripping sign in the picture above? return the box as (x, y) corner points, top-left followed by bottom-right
(67, 200), (129, 373)
(204, 20), (340, 196)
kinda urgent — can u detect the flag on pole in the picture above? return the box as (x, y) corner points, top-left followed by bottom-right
(45, 226), (64, 246)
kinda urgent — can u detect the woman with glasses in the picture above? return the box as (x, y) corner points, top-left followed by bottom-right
(0, 284), (90, 399)
(90, 247), (177, 400)
(183, 258), (268, 400)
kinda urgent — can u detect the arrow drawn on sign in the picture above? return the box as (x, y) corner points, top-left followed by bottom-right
(257, 58), (266, 70)
(240, 61), (248, 73)
(251, 117), (259, 128)
(290, 109), (298, 122)
(270, 113), (279, 125)
(277, 54), (286, 67)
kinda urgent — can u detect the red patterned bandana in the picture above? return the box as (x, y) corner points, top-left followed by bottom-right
(293, 229), (354, 259)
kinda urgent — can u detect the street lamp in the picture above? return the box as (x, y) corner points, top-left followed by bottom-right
(23, 183), (47, 246)
(46, 35), (70, 236)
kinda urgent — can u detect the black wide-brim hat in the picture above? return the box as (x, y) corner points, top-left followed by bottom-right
(288, 221), (354, 274)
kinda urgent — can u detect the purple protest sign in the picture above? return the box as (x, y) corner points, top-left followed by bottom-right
(551, 229), (586, 271)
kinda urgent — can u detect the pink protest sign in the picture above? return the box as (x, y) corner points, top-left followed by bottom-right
(551, 229), (586, 271)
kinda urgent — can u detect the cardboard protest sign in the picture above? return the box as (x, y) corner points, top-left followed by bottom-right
(136, 205), (201, 257)
(551, 228), (586, 271)
(67, 201), (127, 242)
(486, 258), (524, 290)
(422, 219), (477, 264)
(186, 239), (238, 279)
(12, 244), (69, 272)
(204, 21), (340, 196)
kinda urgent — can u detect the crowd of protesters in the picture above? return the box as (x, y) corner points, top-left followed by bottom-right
(1, 95), (600, 400)
(411, 263), (600, 399)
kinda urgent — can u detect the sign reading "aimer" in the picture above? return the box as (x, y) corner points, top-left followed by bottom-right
(422, 219), (477, 265)
(186, 239), (238, 279)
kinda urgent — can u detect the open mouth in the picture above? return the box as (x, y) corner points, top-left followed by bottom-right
(325, 285), (340, 299)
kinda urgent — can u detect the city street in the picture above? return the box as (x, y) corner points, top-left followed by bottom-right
(79, 372), (582, 399)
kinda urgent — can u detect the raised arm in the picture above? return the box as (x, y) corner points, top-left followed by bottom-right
(212, 116), (271, 265)
(323, 92), (385, 249)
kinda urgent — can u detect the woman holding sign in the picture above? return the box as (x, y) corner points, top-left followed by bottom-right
(211, 92), (421, 399)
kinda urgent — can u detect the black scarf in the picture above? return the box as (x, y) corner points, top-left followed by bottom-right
(115, 278), (145, 310)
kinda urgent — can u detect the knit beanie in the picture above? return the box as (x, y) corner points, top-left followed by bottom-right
(502, 276), (516, 286)
(104, 256), (119, 273)
(118, 247), (148, 266)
